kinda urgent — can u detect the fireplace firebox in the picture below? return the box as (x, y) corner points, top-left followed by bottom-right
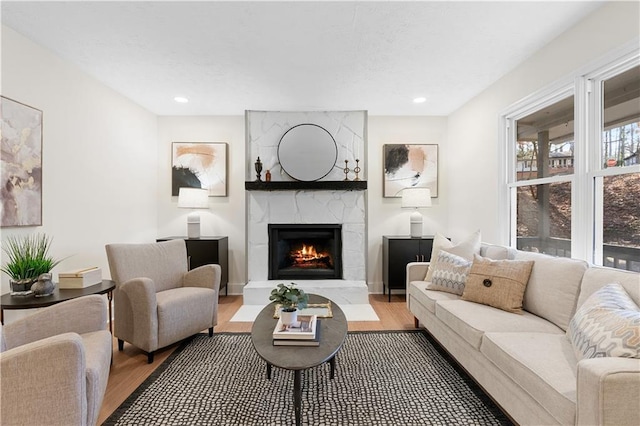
(268, 224), (342, 280)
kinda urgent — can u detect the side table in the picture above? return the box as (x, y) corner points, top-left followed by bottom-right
(1, 280), (116, 332)
(157, 236), (229, 295)
(382, 236), (435, 302)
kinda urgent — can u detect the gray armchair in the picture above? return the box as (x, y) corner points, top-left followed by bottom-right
(0, 295), (111, 426)
(105, 239), (220, 363)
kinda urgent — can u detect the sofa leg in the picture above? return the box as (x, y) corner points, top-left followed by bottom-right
(414, 317), (419, 328)
(147, 351), (154, 364)
(118, 339), (124, 351)
(209, 327), (214, 337)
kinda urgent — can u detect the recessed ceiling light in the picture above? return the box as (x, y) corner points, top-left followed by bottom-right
(174, 96), (189, 103)
(413, 97), (426, 104)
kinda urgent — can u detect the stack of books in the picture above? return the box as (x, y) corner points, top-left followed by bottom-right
(272, 314), (321, 346)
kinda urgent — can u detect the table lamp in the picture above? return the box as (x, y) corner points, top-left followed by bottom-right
(178, 187), (209, 238)
(401, 187), (432, 238)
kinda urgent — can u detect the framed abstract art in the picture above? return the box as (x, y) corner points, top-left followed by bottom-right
(1, 96), (43, 227)
(172, 142), (228, 197)
(383, 144), (438, 198)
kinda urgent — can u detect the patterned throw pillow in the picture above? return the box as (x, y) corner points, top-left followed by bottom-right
(426, 250), (472, 295)
(461, 255), (534, 314)
(567, 283), (640, 360)
(424, 230), (481, 282)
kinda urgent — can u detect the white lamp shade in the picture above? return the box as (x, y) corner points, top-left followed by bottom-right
(178, 187), (209, 209)
(401, 187), (432, 209)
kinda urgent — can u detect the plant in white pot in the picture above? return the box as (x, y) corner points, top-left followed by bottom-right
(269, 282), (309, 326)
(1, 234), (62, 296)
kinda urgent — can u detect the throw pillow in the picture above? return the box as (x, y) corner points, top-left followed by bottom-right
(425, 230), (481, 282)
(567, 283), (640, 360)
(426, 250), (473, 295)
(461, 255), (534, 314)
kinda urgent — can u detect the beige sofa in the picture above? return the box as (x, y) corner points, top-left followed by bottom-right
(407, 244), (640, 426)
(0, 295), (112, 426)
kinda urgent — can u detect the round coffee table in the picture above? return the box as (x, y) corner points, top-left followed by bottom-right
(251, 294), (347, 426)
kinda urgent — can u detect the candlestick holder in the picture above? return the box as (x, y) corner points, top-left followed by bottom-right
(255, 157), (263, 181)
(353, 159), (361, 181)
(343, 160), (350, 181)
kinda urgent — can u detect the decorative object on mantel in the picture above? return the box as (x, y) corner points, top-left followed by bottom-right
(402, 187), (432, 237)
(31, 272), (55, 297)
(343, 160), (350, 181)
(265, 169), (271, 182)
(278, 123), (338, 181)
(268, 282), (309, 326)
(177, 187), (209, 238)
(1, 233), (62, 296)
(353, 159), (362, 181)
(384, 144), (438, 198)
(254, 157), (263, 181)
(172, 142), (228, 197)
(1, 96), (43, 227)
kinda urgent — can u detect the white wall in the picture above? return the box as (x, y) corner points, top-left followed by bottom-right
(447, 1), (640, 245)
(1, 27), (158, 313)
(156, 115), (444, 292)
(156, 116), (246, 293)
(366, 116), (448, 292)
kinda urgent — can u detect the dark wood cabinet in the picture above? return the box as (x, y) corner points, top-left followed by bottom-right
(157, 236), (229, 296)
(382, 236), (435, 302)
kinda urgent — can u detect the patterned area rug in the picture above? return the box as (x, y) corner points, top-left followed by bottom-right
(104, 331), (512, 425)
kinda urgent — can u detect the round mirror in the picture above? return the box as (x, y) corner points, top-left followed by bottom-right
(278, 124), (337, 181)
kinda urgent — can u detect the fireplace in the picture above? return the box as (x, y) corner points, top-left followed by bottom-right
(268, 224), (342, 280)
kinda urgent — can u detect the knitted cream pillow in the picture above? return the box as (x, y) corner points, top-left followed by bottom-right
(567, 283), (640, 360)
(426, 250), (473, 295)
(425, 230), (481, 282)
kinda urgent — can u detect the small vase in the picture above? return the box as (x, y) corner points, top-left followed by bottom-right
(31, 273), (55, 297)
(10, 279), (35, 296)
(280, 308), (298, 327)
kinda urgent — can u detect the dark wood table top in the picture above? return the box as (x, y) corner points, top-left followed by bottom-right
(251, 294), (347, 371)
(1, 279), (116, 310)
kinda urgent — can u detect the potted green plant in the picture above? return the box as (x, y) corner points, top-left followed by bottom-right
(269, 282), (309, 326)
(1, 234), (62, 296)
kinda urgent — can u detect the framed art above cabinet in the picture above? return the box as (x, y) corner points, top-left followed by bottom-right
(171, 142), (228, 197)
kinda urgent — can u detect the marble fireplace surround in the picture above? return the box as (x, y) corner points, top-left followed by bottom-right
(243, 111), (369, 305)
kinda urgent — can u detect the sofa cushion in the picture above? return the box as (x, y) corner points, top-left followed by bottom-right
(479, 244), (517, 260)
(409, 282), (461, 314)
(567, 283), (640, 360)
(462, 256), (534, 313)
(425, 230), (481, 282)
(578, 266), (640, 308)
(481, 332), (578, 426)
(435, 299), (564, 350)
(515, 251), (588, 331)
(426, 250), (472, 295)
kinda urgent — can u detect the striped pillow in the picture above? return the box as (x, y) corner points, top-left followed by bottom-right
(567, 283), (640, 360)
(426, 250), (472, 295)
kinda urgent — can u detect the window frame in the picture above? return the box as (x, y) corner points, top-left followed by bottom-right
(500, 44), (640, 265)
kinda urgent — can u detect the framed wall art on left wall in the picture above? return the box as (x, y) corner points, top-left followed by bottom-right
(172, 142), (228, 197)
(1, 96), (43, 227)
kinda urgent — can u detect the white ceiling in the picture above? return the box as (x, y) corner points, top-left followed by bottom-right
(1, 1), (605, 116)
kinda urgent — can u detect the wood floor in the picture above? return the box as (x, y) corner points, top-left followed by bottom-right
(98, 294), (416, 424)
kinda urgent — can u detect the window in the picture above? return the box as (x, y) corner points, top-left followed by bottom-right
(503, 54), (640, 271)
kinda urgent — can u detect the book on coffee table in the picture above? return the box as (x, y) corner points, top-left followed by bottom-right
(272, 315), (317, 340)
(273, 321), (321, 346)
